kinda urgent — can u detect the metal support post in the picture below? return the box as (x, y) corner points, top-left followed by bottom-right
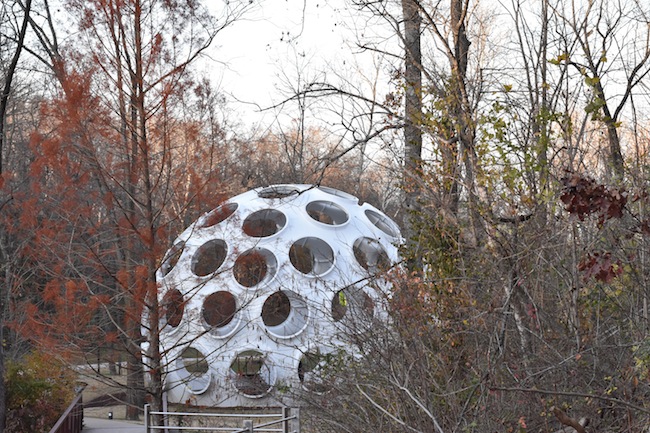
(144, 404), (150, 433)
(293, 408), (300, 433)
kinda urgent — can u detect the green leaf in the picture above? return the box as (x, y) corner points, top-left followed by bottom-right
(585, 76), (600, 87)
(339, 291), (348, 307)
(548, 52), (569, 65)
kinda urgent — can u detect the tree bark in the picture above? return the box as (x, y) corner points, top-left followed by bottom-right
(401, 0), (423, 271)
(593, 81), (624, 179)
(449, 0), (482, 243)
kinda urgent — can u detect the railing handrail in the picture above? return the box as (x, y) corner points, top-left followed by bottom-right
(47, 383), (87, 433)
(144, 404), (299, 433)
(231, 414), (298, 433)
(148, 410), (283, 418)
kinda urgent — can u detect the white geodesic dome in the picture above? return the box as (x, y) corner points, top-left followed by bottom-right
(156, 184), (401, 407)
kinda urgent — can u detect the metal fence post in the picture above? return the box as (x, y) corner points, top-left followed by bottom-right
(293, 408), (300, 433)
(162, 391), (169, 433)
(144, 404), (150, 433)
(243, 419), (253, 433)
(282, 407), (300, 433)
(282, 407), (289, 433)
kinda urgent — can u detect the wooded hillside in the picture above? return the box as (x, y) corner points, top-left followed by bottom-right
(2, 0), (650, 432)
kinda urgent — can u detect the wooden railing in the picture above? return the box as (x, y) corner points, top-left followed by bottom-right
(47, 384), (86, 433)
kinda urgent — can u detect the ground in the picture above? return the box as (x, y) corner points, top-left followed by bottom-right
(77, 364), (131, 420)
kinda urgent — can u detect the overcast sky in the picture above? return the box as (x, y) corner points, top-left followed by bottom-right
(207, 0), (357, 127)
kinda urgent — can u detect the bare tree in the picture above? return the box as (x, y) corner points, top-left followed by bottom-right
(9, 0), (253, 422)
(0, 1), (31, 431)
(551, 0), (650, 180)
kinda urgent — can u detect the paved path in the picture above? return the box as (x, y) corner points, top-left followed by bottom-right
(84, 417), (146, 432)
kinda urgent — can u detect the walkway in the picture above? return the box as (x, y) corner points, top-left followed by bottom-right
(83, 417), (146, 433)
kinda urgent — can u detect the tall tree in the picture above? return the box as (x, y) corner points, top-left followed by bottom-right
(0, 1), (31, 432)
(295, 0), (650, 430)
(12, 0), (253, 421)
(399, 0), (425, 271)
(552, 0), (650, 180)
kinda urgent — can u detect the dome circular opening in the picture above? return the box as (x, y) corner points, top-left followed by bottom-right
(230, 350), (273, 397)
(306, 201), (349, 225)
(262, 290), (309, 338)
(353, 237), (391, 272)
(192, 239), (227, 277)
(298, 350), (328, 394)
(242, 209), (286, 237)
(198, 202), (238, 228)
(289, 237), (334, 276)
(203, 291), (237, 328)
(176, 346), (211, 394)
(317, 186), (358, 201)
(331, 288), (374, 322)
(161, 288), (184, 328)
(261, 291), (290, 326)
(160, 242), (184, 277)
(233, 248), (277, 287)
(365, 209), (399, 238)
(257, 185), (301, 199)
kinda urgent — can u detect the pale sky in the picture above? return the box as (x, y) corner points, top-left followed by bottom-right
(208, 0), (357, 127)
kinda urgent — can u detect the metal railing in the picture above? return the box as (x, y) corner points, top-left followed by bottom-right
(47, 384), (86, 433)
(143, 405), (300, 433)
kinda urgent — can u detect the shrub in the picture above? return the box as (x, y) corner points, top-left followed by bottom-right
(5, 351), (76, 433)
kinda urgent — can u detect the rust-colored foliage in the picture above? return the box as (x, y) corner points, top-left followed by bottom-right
(578, 251), (622, 283)
(0, 0), (252, 425)
(560, 173), (627, 224)
(560, 174), (630, 282)
(15, 278), (108, 359)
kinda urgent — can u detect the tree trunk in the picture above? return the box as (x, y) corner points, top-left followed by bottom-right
(450, 0), (483, 244)
(124, 0), (148, 420)
(0, 237), (9, 433)
(401, 0), (423, 271)
(605, 120), (624, 180)
(0, 0), (31, 177)
(0, 2), (32, 431)
(135, 0), (164, 419)
(593, 81), (624, 179)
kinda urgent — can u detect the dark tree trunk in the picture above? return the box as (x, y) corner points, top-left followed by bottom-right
(0, 2), (32, 431)
(401, 0), (423, 271)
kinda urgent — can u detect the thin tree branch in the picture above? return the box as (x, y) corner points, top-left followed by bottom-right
(491, 386), (650, 415)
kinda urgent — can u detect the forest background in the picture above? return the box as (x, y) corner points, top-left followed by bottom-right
(2, 0), (650, 432)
